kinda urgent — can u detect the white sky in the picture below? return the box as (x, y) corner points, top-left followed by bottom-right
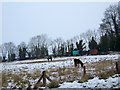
(0, 0), (119, 45)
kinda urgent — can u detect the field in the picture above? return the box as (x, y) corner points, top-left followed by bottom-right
(0, 55), (120, 89)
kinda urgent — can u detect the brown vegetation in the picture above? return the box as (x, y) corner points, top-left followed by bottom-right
(1, 59), (118, 88)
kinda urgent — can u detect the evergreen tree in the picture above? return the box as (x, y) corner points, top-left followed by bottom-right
(109, 34), (116, 51)
(11, 54), (16, 61)
(52, 46), (56, 57)
(70, 43), (74, 56)
(8, 54), (11, 61)
(23, 47), (26, 59)
(19, 47), (27, 60)
(19, 48), (22, 60)
(99, 4), (120, 51)
(59, 44), (64, 56)
(76, 40), (86, 55)
(76, 42), (79, 50)
(99, 34), (109, 52)
(79, 40), (86, 51)
(89, 37), (98, 50)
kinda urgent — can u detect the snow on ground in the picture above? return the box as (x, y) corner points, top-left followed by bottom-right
(80, 54), (119, 63)
(1, 54), (119, 73)
(1, 54), (120, 89)
(59, 74), (120, 88)
(1, 54), (119, 64)
(5, 74), (120, 88)
(2, 60), (73, 74)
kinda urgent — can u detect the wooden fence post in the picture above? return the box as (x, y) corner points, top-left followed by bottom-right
(34, 71), (52, 88)
(43, 71), (46, 87)
(116, 60), (120, 74)
(116, 61), (120, 74)
(116, 62), (118, 72)
(83, 66), (86, 76)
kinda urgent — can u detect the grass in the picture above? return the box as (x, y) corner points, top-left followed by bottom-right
(93, 60), (117, 79)
(31, 69), (41, 80)
(98, 70), (116, 79)
(34, 82), (43, 88)
(78, 74), (91, 83)
(2, 69), (59, 88)
(1, 59), (118, 88)
(47, 80), (59, 89)
(0, 73), (2, 88)
(78, 60), (117, 83)
(2, 72), (8, 87)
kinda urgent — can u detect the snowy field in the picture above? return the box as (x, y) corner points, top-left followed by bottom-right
(1, 55), (119, 72)
(59, 74), (120, 88)
(1, 54), (120, 89)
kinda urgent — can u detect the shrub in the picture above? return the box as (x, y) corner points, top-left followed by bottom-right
(47, 80), (59, 89)
(78, 74), (91, 83)
(98, 70), (116, 79)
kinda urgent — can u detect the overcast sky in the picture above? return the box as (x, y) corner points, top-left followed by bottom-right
(1, 1), (118, 45)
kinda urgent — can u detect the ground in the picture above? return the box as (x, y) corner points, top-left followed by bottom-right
(0, 54), (120, 89)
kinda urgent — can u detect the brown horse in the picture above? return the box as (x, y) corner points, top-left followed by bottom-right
(74, 58), (84, 68)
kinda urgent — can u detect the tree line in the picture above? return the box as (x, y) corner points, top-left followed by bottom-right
(0, 3), (120, 62)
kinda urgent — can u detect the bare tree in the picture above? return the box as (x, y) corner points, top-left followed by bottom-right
(1, 42), (16, 61)
(104, 4), (119, 36)
(99, 3), (120, 51)
(17, 42), (27, 60)
(28, 34), (49, 58)
(52, 37), (64, 56)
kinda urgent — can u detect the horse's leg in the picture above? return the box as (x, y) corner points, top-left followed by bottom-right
(74, 62), (77, 67)
(79, 61), (83, 68)
(76, 63), (78, 68)
(76, 63), (77, 67)
(81, 63), (84, 68)
(75, 63), (76, 67)
(78, 63), (79, 68)
(79, 63), (81, 66)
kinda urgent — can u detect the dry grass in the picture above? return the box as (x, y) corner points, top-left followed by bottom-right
(0, 73), (2, 88)
(94, 60), (115, 71)
(47, 80), (59, 88)
(1, 59), (118, 88)
(78, 74), (91, 83)
(98, 70), (116, 79)
(2, 71), (29, 88)
(85, 60), (117, 80)
(31, 69), (41, 80)
(34, 81), (43, 88)
(2, 69), (55, 88)
(2, 72), (8, 87)
(78, 60), (117, 83)
(86, 60), (115, 71)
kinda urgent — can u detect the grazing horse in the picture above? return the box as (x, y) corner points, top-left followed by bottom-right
(74, 58), (84, 68)
(47, 56), (52, 61)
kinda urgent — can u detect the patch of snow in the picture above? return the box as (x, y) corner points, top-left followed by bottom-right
(59, 74), (120, 88)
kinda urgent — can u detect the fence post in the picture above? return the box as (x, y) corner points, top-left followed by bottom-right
(43, 71), (46, 87)
(116, 61), (120, 74)
(116, 62), (119, 73)
(34, 71), (52, 88)
(83, 66), (86, 76)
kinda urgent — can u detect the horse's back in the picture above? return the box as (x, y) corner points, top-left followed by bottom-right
(74, 58), (84, 67)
